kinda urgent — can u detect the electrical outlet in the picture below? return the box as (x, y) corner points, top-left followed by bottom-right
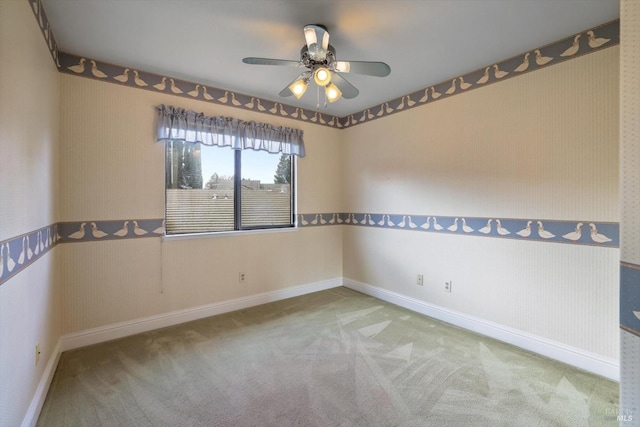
(417, 274), (424, 286)
(239, 272), (246, 283)
(35, 344), (41, 366)
(444, 281), (452, 293)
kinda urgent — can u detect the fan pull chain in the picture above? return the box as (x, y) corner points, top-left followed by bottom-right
(314, 85), (329, 109)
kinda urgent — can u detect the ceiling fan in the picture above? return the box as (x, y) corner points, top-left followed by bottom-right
(242, 24), (391, 104)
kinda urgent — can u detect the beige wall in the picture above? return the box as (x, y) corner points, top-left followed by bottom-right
(342, 48), (620, 359)
(59, 75), (343, 333)
(0, 2), (623, 422)
(0, 1), (61, 425)
(619, 0), (640, 415)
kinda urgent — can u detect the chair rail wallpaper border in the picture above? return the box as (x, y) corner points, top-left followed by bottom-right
(343, 278), (619, 381)
(620, 261), (640, 337)
(0, 214), (618, 286)
(299, 213), (619, 248)
(0, 224), (60, 287)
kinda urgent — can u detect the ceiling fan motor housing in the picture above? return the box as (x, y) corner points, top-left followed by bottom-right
(300, 45), (336, 69)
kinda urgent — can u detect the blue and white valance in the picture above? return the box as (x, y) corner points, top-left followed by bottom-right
(156, 105), (305, 157)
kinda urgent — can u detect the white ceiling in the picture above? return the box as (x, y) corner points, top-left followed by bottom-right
(42, 0), (619, 117)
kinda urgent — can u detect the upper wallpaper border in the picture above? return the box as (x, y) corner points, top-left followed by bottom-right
(28, 0), (60, 69)
(31, 0), (619, 130)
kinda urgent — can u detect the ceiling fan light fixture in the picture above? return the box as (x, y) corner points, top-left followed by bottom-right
(314, 67), (331, 86)
(289, 78), (308, 99)
(244, 24), (390, 103)
(325, 83), (342, 102)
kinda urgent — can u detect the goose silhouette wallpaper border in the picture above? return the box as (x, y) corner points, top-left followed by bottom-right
(339, 19), (619, 128)
(28, 0), (619, 130)
(0, 215), (619, 286)
(0, 224), (59, 287)
(0, 212), (620, 285)
(620, 262), (640, 338)
(58, 51), (344, 128)
(51, 216), (621, 249)
(57, 219), (164, 242)
(27, 0), (60, 70)
(0, 219), (163, 287)
(298, 213), (619, 248)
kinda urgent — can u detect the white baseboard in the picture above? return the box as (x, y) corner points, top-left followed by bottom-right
(343, 278), (619, 381)
(62, 277), (342, 352)
(21, 338), (62, 427)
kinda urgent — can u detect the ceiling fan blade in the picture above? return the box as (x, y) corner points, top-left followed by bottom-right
(242, 57), (301, 67)
(279, 86), (293, 97)
(331, 73), (359, 99)
(279, 72), (310, 97)
(334, 60), (391, 77)
(303, 25), (330, 60)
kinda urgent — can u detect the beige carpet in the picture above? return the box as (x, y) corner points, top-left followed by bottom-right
(37, 287), (618, 426)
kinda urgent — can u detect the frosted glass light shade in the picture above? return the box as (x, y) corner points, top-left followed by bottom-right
(325, 83), (342, 102)
(289, 79), (308, 99)
(314, 67), (331, 86)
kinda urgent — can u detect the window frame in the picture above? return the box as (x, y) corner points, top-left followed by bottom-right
(234, 148), (296, 232)
(164, 141), (297, 237)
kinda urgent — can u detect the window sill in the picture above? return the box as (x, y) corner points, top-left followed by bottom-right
(161, 226), (299, 242)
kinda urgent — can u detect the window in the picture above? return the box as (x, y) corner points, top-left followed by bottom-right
(165, 141), (294, 235)
(157, 105), (304, 236)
